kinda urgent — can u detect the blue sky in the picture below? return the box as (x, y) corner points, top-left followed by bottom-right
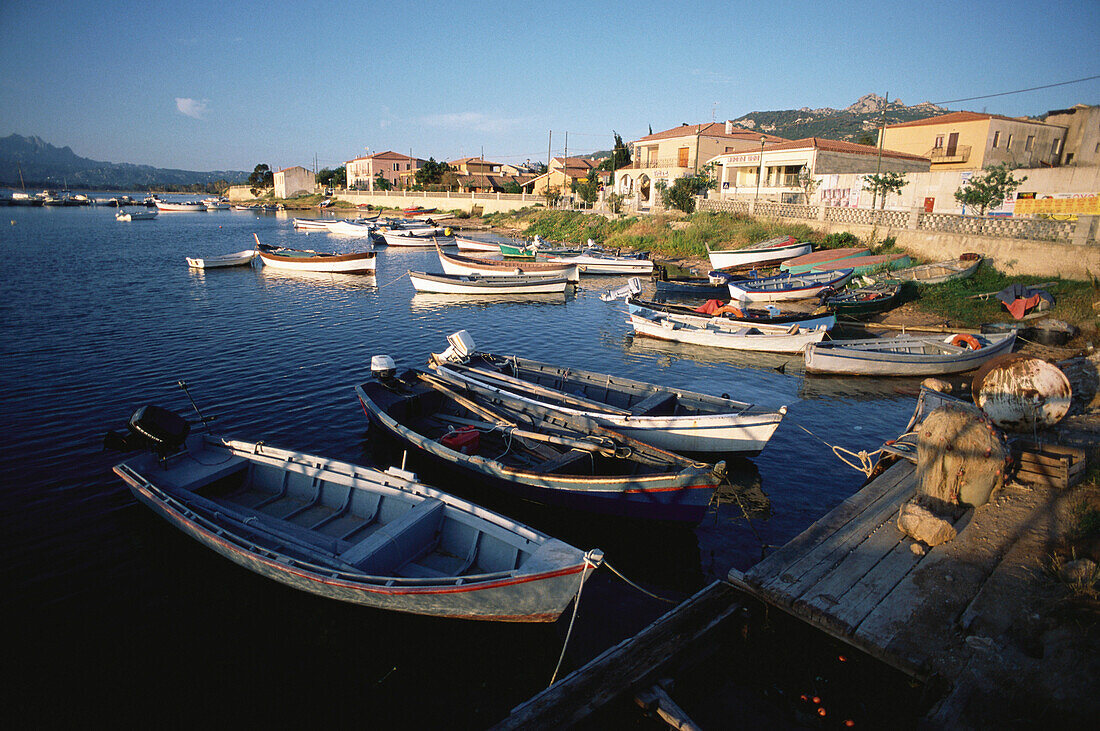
(1, 0), (1097, 173)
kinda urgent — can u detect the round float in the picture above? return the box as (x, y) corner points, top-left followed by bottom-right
(971, 354), (1072, 431)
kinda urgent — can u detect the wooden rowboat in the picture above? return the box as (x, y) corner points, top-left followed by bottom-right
(780, 247), (869, 274)
(255, 235), (376, 274)
(455, 237), (502, 253)
(821, 279), (915, 319)
(110, 412), (596, 622)
(428, 339), (787, 455)
(355, 367), (724, 523)
(803, 331), (1017, 376)
(408, 271), (569, 295)
(186, 249), (257, 269)
(543, 250), (655, 275)
(727, 269), (854, 303)
(626, 295), (836, 332)
(629, 311), (827, 353)
(706, 236), (811, 270)
(437, 247), (580, 283)
(811, 253), (911, 276)
(890, 253), (983, 285)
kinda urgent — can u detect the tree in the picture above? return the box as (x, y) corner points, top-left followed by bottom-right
(373, 172), (392, 191)
(797, 168), (819, 204)
(542, 184), (561, 207)
(248, 163), (273, 193)
(954, 163), (1028, 215)
(598, 131), (631, 171)
(500, 180), (522, 195)
(414, 158), (452, 189)
(606, 191), (625, 214)
(659, 166), (716, 213)
(862, 171), (908, 209)
(572, 170), (600, 206)
(315, 166), (345, 189)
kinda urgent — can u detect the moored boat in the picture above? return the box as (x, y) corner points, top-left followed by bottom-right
(629, 311), (827, 353)
(890, 253), (983, 285)
(437, 247), (580, 283)
(186, 249), (257, 269)
(108, 407), (597, 622)
(326, 220), (376, 237)
(821, 279), (915, 319)
(543, 249), (655, 276)
(626, 295), (836, 332)
(780, 247), (869, 274)
(803, 331), (1017, 376)
(706, 236), (812, 270)
(116, 208), (158, 221)
(455, 237), (502, 253)
(355, 361), (725, 523)
(293, 217), (335, 230)
(811, 253), (911, 276)
(154, 199), (207, 212)
(427, 332), (787, 455)
(382, 229), (455, 247)
(728, 268), (854, 303)
(408, 271), (569, 295)
(255, 235), (376, 274)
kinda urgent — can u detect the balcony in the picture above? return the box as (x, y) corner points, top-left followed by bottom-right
(624, 156), (696, 171)
(928, 144), (971, 164)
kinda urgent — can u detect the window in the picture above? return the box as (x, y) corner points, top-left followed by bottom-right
(1006, 134), (1013, 149)
(934, 135), (944, 149)
(992, 131), (1000, 148)
(393, 163), (399, 171)
(1025, 136), (1034, 152)
(1051, 138), (1061, 155)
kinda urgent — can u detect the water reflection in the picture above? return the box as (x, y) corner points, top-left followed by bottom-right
(257, 267), (378, 290)
(408, 291), (572, 312)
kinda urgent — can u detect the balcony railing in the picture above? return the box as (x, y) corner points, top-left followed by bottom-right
(928, 144), (971, 163)
(624, 156), (696, 170)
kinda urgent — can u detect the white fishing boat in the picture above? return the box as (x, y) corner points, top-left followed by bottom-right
(437, 247), (580, 283)
(804, 331), (1017, 376)
(727, 269), (854, 303)
(202, 198), (230, 210)
(254, 235), (376, 274)
(107, 405), (597, 622)
(706, 235), (812, 270)
(186, 249), (257, 269)
(543, 249), (654, 275)
(326, 220), (376, 237)
(381, 229), (453, 247)
(429, 332), (787, 455)
(629, 311), (827, 353)
(154, 199), (207, 212)
(408, 271), (569, 295)
(293, 217), (335, 230)
(455, 237), (502, 253)
(116, 208), (158, 221)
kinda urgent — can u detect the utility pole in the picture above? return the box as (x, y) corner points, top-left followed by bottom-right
(546, 130), (552, 198)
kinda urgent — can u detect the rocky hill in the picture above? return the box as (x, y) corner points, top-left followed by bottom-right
(734, 94), (950, 143)
(0, 134), (248, 189)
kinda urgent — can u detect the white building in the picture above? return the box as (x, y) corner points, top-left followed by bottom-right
(274, 166), (315, 198)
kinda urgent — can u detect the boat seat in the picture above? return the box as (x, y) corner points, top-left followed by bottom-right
(536, 449), (594, 474)
(628, 391), (677, 416)
(340, 498), (445, 573)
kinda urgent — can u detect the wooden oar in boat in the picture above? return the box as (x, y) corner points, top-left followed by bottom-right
(436, 362), (631, 416)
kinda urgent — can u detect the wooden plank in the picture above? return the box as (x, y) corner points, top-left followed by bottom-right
(755, 466), (917, 602)
(493, 582), (741, 730)
(742, 461), (914, 587)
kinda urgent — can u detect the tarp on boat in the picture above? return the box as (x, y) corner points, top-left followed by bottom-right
(995, 284), (1055, 320)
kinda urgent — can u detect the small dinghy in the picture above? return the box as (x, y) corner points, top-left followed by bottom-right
(116, 208), (158, 221)
(428, 331), (786, 455)
(107, 404), (598, 622)
(455, 237), (501, 253)
(255, 235), (376, 274)
(629, 311), (827, 353)
(408, 271), (569, 295)
(706, 235), (811, 270)
(356, 352), (725, 524)
(891, 253), (983, 285)
(186, 249), (257, 269)
(627, 295), (836, 332)
(804, 331), (1016, 376)
(821, 279), (915, 319)
(437, 247), (580, 283)
(727, 268), (854, 303)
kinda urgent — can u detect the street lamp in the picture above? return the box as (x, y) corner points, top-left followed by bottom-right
(754, 136), (766, 204)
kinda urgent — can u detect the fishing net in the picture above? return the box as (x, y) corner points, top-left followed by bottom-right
(915, 402), (1010, 511)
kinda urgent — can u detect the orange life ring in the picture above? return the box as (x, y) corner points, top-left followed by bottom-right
(714, 305), (744, 317)
(950, 333), (982, 350)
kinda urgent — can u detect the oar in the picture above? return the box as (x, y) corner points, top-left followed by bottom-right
(435, 363), (631, 416)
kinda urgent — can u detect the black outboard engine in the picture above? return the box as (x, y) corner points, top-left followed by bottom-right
(104, 404), (191, 455)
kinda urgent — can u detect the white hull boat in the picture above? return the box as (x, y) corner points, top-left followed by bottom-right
(255, 236), (376, 274)
(116, 209), (158, 221)
(326, 220), (376, 237)
(728, 269), (854, 303)
(408, 271), (569, 295)
(437, 248), (580, 283)
(293, 218), (336, 230)
(544, 251), (654, 275)
(629, 312), (826, 353)
(382, 230), (453, 247)
(155, 200), (207, 212)
(706, 236), (812, 270)
(804, 331), (1017, 376)
(455, 237), (502, 253)
(186, 249), (257, 269)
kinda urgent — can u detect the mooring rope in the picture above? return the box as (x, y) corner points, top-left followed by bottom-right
(376, 271), (409, 290)
(790, 420), (883, 478)
(602, 560), (677, 604)
(549, 550), (603, 686)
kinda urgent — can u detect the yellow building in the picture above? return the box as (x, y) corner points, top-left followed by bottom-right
(879, 112), (1068, 171)
(524, 157), (600, 197)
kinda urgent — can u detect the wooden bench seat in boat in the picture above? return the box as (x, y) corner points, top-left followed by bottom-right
(627, 391), (677, 416)
(536, 449), (594, 474)
(340, 498), (445, 572)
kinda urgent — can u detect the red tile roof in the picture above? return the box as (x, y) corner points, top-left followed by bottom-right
(635, 122), (786, 144)
(884, 111), (1056, 129)
(758, 137), (931, 162)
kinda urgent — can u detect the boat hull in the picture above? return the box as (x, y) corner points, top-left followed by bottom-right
(707, 239), (811, 269)
(438, 249), (580, 283)
(258, 250), (377, 273)
(891, 254), (983, 285)
(728, 269), (854, 303)
(155, 201), (207, 211)
(408, 271), (568, 294)
(114, 437), (593, 621)
(627, 297), (836, 332)
(630, 313), (826, 353)
(804, 332), (1017, 376)
(780, 247), (869, 274)
(186, 250), (257, 269)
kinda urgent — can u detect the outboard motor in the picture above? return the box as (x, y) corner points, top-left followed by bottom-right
(371, 354), (397, 381)
(435, 330), (476, 364)
(104, 404), (191, 455)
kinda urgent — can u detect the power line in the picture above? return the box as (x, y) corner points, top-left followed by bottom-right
(930, 74), (1100, 106)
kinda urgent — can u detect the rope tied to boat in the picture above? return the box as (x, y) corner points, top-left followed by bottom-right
(549, 549), (604, 686)
(377, 271), (409, 290)
(791, 421), (883, 478)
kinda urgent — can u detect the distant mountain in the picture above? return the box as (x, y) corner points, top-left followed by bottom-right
(0, 134), (249, 189)
(733, 94), (951, 144)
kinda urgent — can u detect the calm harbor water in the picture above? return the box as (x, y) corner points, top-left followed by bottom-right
(2, 202), (922, 726)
